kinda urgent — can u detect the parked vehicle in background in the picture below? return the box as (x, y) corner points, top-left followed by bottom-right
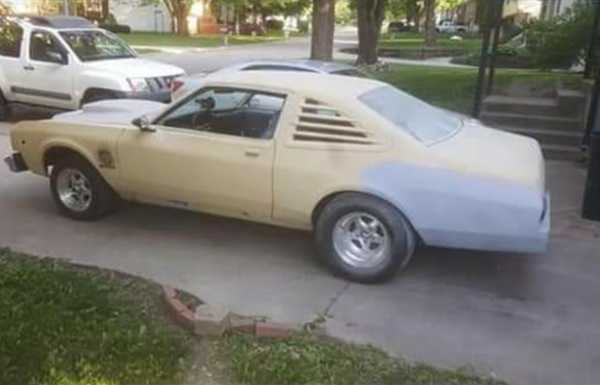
(171, 60), (368, 101)
(0, 15), (185, 120)
(436, 20), (467, 34)
(6, 72), (550, 283)
(387, 21), (412, 34)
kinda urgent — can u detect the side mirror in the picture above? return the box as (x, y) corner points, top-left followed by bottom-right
(132, 115), (155, 132)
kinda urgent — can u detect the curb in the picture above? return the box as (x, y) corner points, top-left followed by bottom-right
(162, 285), (318, 338)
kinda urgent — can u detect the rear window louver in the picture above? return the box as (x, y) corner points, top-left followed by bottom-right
(293, 98), (375, 145)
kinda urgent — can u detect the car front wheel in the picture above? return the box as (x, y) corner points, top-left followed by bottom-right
(315, 193), (417, 283)
(50, 155), (118, 220)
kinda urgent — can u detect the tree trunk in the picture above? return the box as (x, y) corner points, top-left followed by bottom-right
(356, 0), (386, 65)
(424, 0), (436, 46)
(101, 0), (109, 21)
(310, 0), (335, 61)
(406, 0), (418, 30)
(176, 4), (189, 36)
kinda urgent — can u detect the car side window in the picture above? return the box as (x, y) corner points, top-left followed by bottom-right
(0, 20), (23, 58)
(29, 30), (66, 63)
(157, 88), (286, 139)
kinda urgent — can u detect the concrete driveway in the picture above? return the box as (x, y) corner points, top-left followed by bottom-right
(1, 119), (600, 385)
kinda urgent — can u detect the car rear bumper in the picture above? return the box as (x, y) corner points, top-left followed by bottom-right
(4, 153), (28, 172)
(421, 192), (551, 254)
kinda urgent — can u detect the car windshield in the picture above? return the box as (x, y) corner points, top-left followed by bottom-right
(59, 30), (135, 62)
(359, 85), (462, 145)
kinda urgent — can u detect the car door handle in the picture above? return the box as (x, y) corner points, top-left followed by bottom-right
(23, 65), (34, 71)
(244, 149), (261, 158)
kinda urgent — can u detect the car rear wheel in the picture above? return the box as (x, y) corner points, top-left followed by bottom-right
(50, 155), (118, 220)
(315, 193), (416, 283)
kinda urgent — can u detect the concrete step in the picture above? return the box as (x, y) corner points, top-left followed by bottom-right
(481, 111), (583, 131)
(482, 95), (563, 116)
(541, 144), (584, 162)
(501, 127), (584, 147)
(557, 88), (586, 117)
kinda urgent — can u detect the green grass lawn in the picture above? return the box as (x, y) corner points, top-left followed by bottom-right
(0, 248), (191, 385)
(118, 31), (285, 48)
(222, 334), (508, 385)
(1, 248), (509, 385)
(369, 64), (583, 114)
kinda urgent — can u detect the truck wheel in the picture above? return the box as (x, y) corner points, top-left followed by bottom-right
(315, 193), (417, 283)
(50, 154), (118, 220)
(81, 90), (119, 106)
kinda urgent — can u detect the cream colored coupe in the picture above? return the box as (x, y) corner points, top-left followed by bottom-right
(4, 71), (550, 282)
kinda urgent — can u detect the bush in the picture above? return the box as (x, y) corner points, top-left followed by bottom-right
(265, 19), (284, 31)
(451, 46), (536, 69)
(524, 0), (593, 69)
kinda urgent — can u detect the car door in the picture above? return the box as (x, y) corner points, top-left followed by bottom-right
(14, 29), (74, 109)
(0, 20), (25, 101)
(117, 87), (286, 220)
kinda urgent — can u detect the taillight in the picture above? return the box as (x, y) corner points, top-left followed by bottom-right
(171, 79), (184, 93)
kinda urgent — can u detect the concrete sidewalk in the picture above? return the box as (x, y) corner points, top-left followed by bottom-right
(1, 126), (599, 385)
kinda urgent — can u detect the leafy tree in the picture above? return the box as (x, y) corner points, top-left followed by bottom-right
(162, 0), (192, 35)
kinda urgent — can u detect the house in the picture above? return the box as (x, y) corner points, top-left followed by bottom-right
(437, 0), (542, 32)
(541, 0), (580, 19)
(502, 0), (542, 26)
(1, 0), (228, 34)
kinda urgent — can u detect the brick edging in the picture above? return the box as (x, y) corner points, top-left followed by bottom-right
(162, 285), (316, 338)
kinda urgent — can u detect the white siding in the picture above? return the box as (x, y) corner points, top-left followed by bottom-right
(110, 0), (172, 32)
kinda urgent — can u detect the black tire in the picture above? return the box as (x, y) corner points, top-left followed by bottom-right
(315, 193), (417, 283)
(81, 90), (119, 106)
(50, 154), (118, 220)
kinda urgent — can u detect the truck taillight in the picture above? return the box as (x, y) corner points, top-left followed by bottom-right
(171, 79), (184, 93)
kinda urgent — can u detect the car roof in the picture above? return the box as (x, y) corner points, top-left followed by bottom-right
(205, 70), (383, 100)
(11, 15), (96, 29)
(233, 59), (358, 74)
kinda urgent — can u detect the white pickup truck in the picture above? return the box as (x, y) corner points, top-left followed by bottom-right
(0, 15), (185, 120)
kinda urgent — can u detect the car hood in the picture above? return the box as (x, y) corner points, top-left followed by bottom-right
(84, 58), (184, 78)
(432, 119), (545, 193)
(53, 99), (165, 125)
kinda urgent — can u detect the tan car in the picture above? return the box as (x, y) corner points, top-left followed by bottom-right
(4, 71), (550, 282)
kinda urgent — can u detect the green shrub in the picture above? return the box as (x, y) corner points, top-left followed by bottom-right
(451, 45), (535, 69)
(524, 0), (593, 69)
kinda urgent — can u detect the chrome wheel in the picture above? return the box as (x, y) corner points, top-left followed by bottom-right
(56, 168), (93, 212)
(332, 212), (391, 268)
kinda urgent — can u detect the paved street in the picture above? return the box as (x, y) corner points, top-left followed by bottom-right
(141, 27), (468, 76)
(2, 34), (600, 385)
